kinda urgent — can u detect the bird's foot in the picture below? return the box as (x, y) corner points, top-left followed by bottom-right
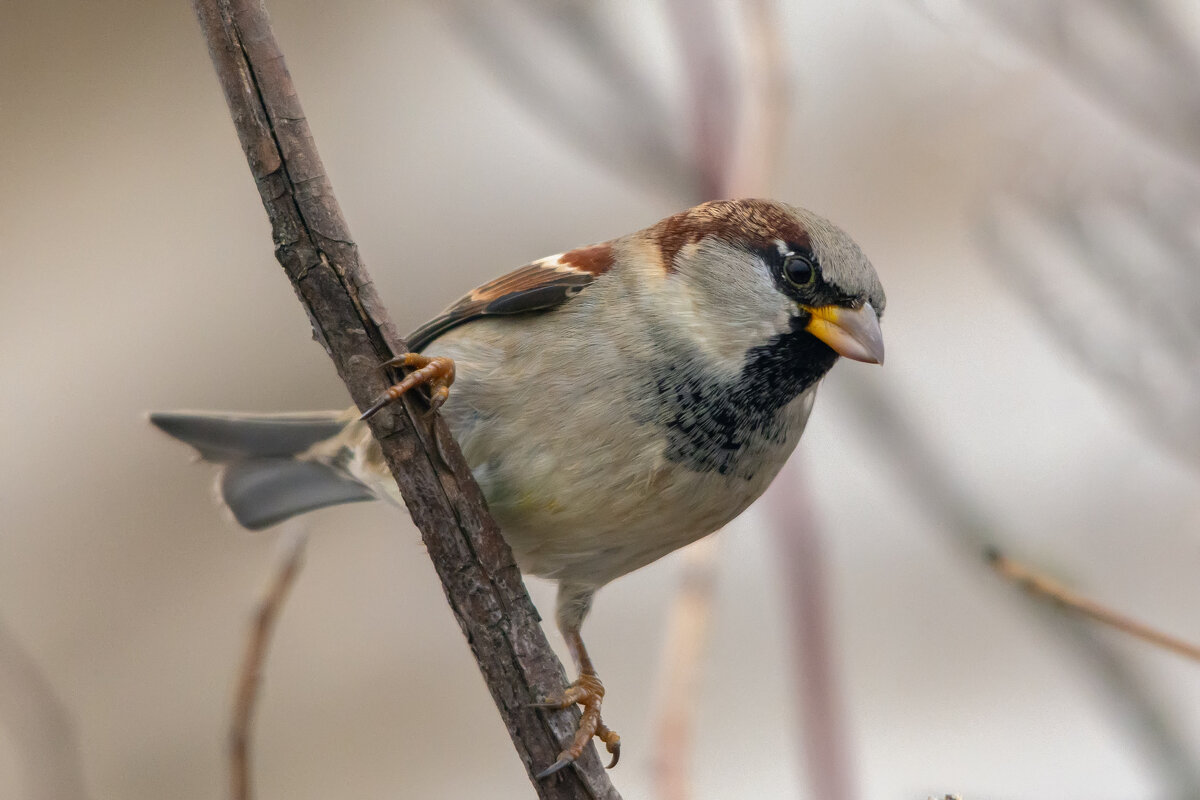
(532, 672), (621, 779)
(361, 353), (456, 420)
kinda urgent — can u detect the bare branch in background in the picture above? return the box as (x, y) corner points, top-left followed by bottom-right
(977, 175), (1200, 469)
(665, 0), (738, 199)
(919, 3), (1200, 787)
(765, 464), (858, 800)
(726, 0), (791, 198)
(653, 537), (719, 800)
(190, 1), (621, 795)
(231, 528), (307, 800)
(648, 2), (753, 792)
(0, 617), (91, 800)
(965, 0), (1200, 165)
(968, 0), (1200, 470)
(835, 373), (1200, 798)
(442, 0), (697, 200)
(523, 0), (667, 135)
(989, 551), (1200, 664)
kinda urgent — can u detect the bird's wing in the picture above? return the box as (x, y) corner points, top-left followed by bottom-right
(406, 243), (614, 352)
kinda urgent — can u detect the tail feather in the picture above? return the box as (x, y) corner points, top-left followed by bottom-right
(221, 458), (374, 530)
(149, 410), (375, 529)
(148, 411), (348, 462)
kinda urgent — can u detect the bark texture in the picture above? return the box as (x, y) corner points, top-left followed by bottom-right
(190, 1), (621, 796)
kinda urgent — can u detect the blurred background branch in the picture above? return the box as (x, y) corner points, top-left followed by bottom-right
(964, 0), (1200, 165)
(653, 537), (718, 800)
(0, 617), (91, 800)
(989, 551), (1200, 664)
(965, 0), (1200, 470)
(977, 171), (1200, 469)
(836, 373), (1200, 798)
(442, 0), (695, 200)
(231, 527), (307, 800)
(765, 464), (858, 800)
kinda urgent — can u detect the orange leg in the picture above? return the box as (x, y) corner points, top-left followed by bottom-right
(360, 353), (456, 420)
(531, 629), (621, 779)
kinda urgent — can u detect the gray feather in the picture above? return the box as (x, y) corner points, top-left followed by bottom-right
(220, 459), (374, 530)
(150, 410), (375, 530)
(148, 411), (346, 462)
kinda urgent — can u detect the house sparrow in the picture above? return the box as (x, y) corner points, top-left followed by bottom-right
(150, 198), (885, 778)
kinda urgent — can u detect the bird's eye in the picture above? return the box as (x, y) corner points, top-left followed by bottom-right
(783, 254), (817, 288)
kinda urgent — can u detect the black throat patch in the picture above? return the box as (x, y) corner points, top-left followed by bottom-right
(637, 318), (838, 479)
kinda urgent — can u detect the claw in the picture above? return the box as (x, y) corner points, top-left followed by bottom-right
(531, 671), (621, 778)
(597, 723), (620, 769)
(359, 353), (455, 421)
(535, 754), (575, 780)
(380, 354), (409, 369)
(359, 395), (392, 421)
(428, 385), (450, 415)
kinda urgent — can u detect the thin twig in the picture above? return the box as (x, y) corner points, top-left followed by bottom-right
(230, 528), (308, 800)
(653, 537), (718, 800)
(727, 0), (790, 198)
(650, 3), (775, 794)
(189, 1), (621, 795)
(836, 373), (1200, 797)
(765, 463), (857, 800)
(665, 0), (738, 199)
(988, 551), (1200, 664)
(0, 616), (91, 800)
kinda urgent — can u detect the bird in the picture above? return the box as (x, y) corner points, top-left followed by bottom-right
(150, 198), (885, 779)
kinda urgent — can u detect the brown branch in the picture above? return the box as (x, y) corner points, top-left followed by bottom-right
(230, 528), (307, 800)
(189, 1), (621, 796)
(988, 551), (1200, 664)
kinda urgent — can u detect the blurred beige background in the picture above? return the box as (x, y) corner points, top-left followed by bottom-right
(3, 1), (1200, 799)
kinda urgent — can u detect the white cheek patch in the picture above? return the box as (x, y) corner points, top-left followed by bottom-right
(669, 239), (797, 375)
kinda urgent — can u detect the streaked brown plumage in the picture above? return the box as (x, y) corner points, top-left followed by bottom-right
(150, 198), (886, 778)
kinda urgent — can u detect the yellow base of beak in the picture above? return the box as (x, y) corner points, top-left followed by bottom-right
(804, 302), (884, 364)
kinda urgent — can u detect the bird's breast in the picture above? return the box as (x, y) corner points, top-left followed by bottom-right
(634, 321), (837, 479)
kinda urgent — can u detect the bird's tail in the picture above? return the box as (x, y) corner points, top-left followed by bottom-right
(148, 410), (375, 530)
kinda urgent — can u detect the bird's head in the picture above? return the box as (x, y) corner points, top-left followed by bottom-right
(641, 199), (885, 369)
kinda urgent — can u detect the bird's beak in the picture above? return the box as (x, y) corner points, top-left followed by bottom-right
(803, 301), (885, 364)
